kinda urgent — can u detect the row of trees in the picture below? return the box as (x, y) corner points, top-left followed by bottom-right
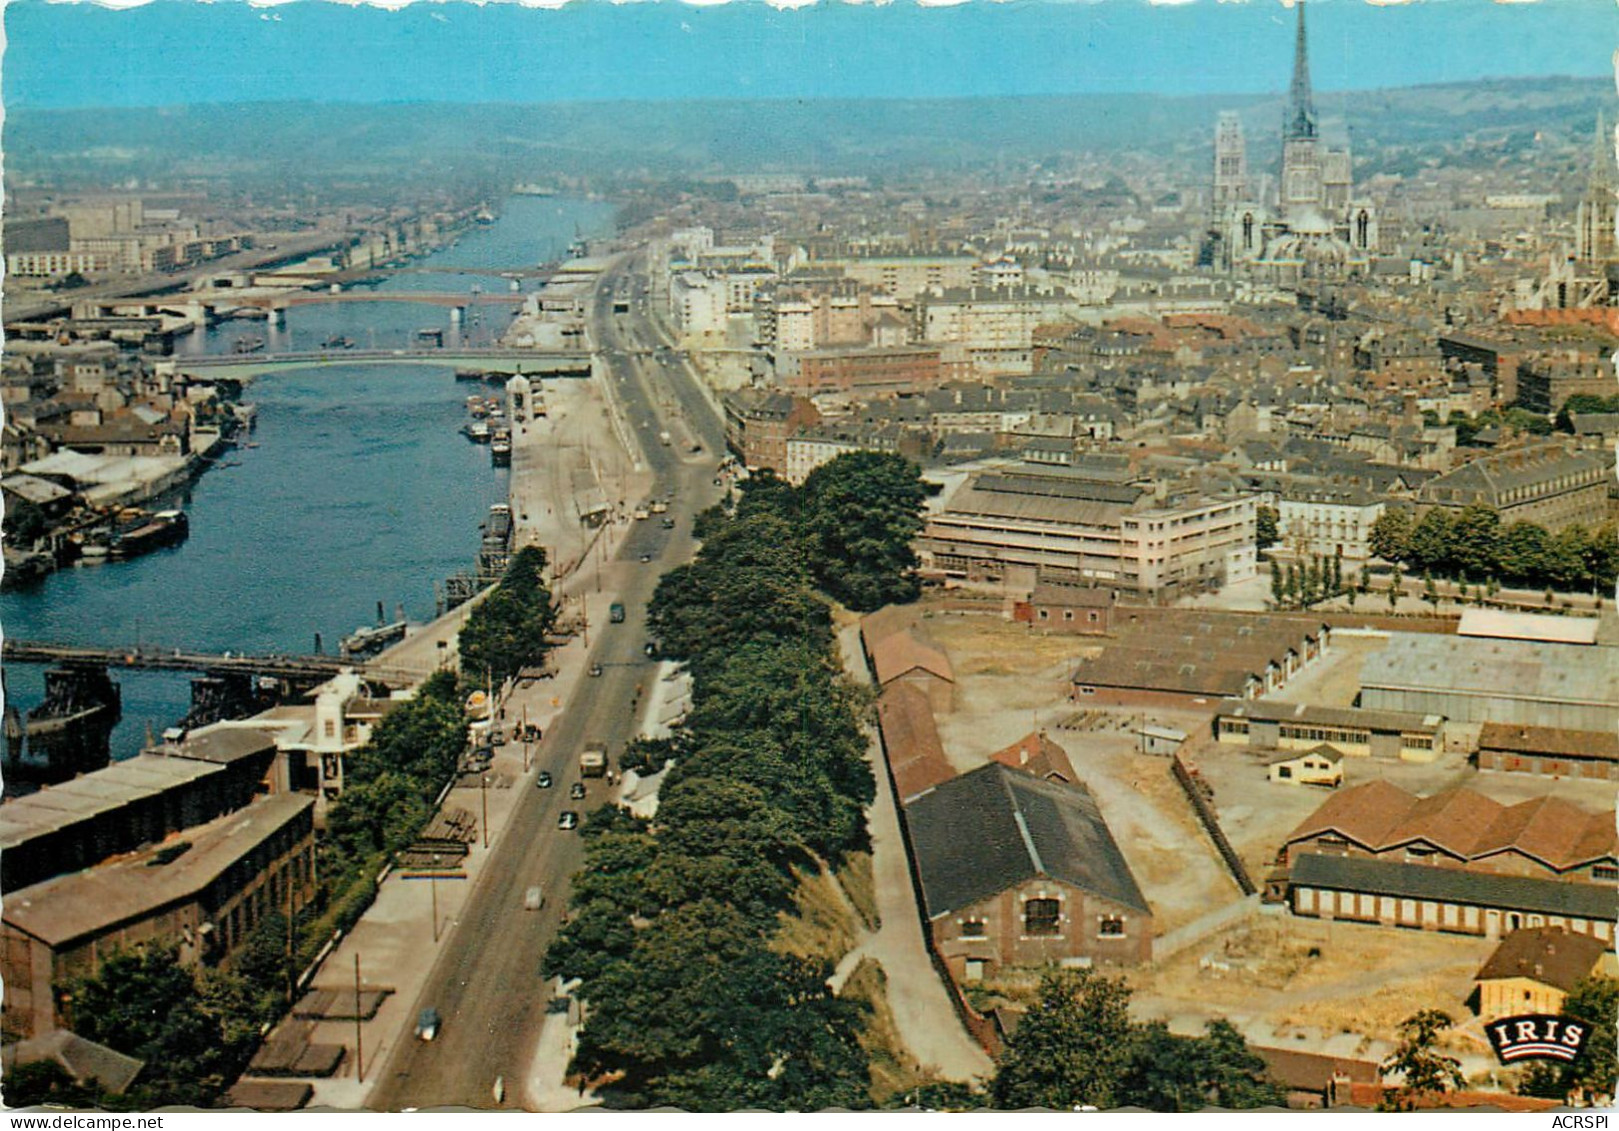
(457, 545), (558, 690)
(544, 453), (931, 1109)
(1370, 504), (1618, 593)
(1269, 554), (1346, 611)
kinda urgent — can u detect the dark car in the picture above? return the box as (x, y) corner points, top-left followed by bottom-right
(536, 771), (553, 789)
(570, 781), (587, 800)
(558, 811), (580, 831)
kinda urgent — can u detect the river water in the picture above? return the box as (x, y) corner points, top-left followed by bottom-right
(1, 194), (616, 765)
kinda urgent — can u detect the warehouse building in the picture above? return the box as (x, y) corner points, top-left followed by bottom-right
(1288, 854), (1615, 943)
(907, 763), (1153, 981)
(1214, 699), (1445, 762)
(1279, 780), (1617, 885)
(1, 794), (316, 1039)
(1476, 722), (1619, 781)
(1358, 633), (1619, 732)
(1070, 611), (1330, 708)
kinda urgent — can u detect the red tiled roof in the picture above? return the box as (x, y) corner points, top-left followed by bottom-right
(1286, 782), (1617, 873)
(876, 683), (955, 803)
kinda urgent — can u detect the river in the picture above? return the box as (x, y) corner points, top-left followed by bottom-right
(1, 194), (617, 767)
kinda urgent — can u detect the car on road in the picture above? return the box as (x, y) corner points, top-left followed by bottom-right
(570, 781), (587, 800)
(639, 553), (653, 563)
(558, 811), (580, 831)
(536, 771), (553, 789)
(416, 1007), (442, 1042)
(661, 517), (675, 529)
(524, 885), (545, 911)
(588, 662), (603, 677)
(644, 642), (657, 657)
(491, 730), (506, 747)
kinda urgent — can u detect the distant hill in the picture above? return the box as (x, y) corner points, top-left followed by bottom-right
(4, 76), (1609, 185)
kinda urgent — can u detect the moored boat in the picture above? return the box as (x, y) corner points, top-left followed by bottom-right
(109, 510), (189, 559)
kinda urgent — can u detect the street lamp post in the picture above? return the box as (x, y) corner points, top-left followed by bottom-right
(431, 853), (442, 943)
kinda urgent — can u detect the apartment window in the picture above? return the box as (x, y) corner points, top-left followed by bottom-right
(1063, 610), (1074, 621)
(1098, 916), (1126, 937)
(960, 918), (987, 938)
(1024, 898), (1061, 936)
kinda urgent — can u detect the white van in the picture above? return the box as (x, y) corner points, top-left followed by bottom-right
(524, 885), (544, 911)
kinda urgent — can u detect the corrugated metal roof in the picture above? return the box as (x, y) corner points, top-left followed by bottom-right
(1364, 634), (1619, 707)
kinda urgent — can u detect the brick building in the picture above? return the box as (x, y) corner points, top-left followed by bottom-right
(1476, 722), (1619, 781)
(1, 794), (317, 1039)
(906, 763), (1152, 983)
(721, 389), (820, 473)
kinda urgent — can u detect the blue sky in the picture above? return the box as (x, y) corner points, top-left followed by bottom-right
(3, 0), (1613, 109)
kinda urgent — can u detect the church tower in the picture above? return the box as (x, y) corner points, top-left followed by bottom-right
(1214, 111), (1248, 212)
(1279, 2), (1325, 220)
(1576, 112), (1617, 268)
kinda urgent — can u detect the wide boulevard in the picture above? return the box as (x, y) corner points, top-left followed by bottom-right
(367, 252), (728, 1110)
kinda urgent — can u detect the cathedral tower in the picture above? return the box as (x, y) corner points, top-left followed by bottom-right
(1576, 112), (1617, 268)
(1279, 2), (1325, 220)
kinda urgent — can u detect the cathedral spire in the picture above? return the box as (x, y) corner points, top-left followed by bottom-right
(1589, 111), (1613, 196)
(1286, 2), (1318, 141)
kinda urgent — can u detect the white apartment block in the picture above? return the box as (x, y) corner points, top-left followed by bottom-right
(917, 287), (1072, 376)
(826, 255), (977, 297)
(670, 226), (715, 259)
(1278, 487), (1384, 562)
(920, 472), (1257, 599)
(670, 272), (728, 338)
(776, 300), (816, 352)
(6, 251), (115, 278)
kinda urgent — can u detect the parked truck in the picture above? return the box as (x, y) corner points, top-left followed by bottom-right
(580, 744), (608, 778)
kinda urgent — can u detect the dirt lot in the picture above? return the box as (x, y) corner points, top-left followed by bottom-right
(918, 608), (1240, 934)
(1133, 914), (1496, 1052)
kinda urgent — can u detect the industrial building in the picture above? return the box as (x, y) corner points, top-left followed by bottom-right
(1279, 780), (1617, 885)
(1358, 633), (1619, 732)
(906, 762), (1153, 981)
(1, 793), (316, 1039)
(919, 469), (1258, 600)
(1070, 610), (1330, 708)
(1214, 699), (1445, 762)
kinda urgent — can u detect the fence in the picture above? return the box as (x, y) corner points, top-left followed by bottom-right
(1170, 751), (1257, 897)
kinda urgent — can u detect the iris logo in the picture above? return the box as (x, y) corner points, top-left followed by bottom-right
(1486, 1014), (1588, 1064)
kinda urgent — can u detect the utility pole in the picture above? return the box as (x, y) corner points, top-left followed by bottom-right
(481, 775), (490, 849)
(354, 954), (364, 1083)
(431, 853), (441, 942)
